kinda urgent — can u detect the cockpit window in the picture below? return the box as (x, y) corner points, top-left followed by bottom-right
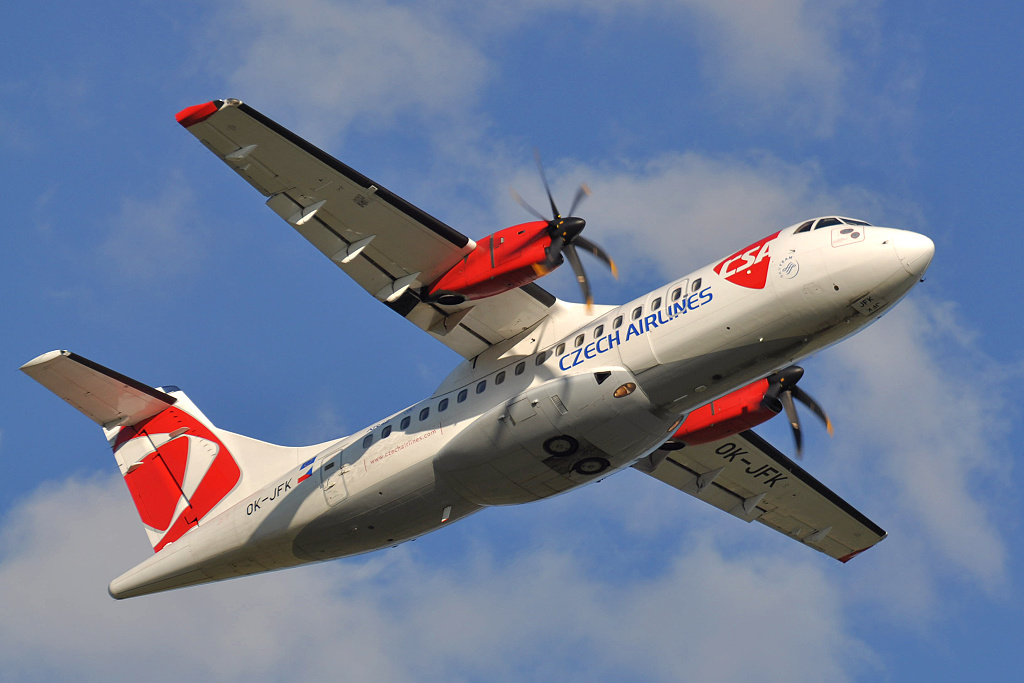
(841, 218), (872, 226)
(814, 217), (842, 229)
(795, 220), (814, 233)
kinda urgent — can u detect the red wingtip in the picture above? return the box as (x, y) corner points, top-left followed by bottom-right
(175, 101), (221, 128)
(838, 546), (873, 563)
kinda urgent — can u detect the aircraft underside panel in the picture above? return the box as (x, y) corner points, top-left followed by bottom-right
(434, 367), (673, 506)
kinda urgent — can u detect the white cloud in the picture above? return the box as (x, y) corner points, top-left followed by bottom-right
(503, 151), (903, 284)
(462, 0), (866, 133)
(823, 297), (1012, 595)
(674, 0), (857, 130)
(0, 474), (875, 682)
(208, 0), (491, 143)
(201, 0), (876, 147)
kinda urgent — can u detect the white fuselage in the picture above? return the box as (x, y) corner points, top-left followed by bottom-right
(109, 221), (934, 598)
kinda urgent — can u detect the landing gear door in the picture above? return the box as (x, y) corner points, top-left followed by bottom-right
(318, 450), (349, 507)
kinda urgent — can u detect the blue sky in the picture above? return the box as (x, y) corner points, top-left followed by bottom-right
(2, 1), (1022, 680)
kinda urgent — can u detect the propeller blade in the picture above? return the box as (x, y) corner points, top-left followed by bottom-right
(510, 187), (548, 222)
(780, 390), (803, 458)
(564, 244), (593, 312)
(573, 236), (619, 279)
(534, 149), (561, 219)
(566, 183), (591, 218)
(509, 153), (619, 308)
(790, 386), (835, 437)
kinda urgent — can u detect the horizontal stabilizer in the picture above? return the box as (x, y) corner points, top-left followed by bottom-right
(21, 350), (176, 429)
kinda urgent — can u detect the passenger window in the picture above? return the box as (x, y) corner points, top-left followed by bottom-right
(691, 278), (701, 292)
(651, 297), (661, 311)
(594, 324), (604, 338)
(457, 389), (468, 403)
(419, 407), (430, 421)
(438, 398), (449, 412)
(476, 380), (487, 394)
(400, 416), (411, 429)
(535, 352), (548, 366)
(382, 425), (392, 438)
(362, 434), (373, 449)
(613, 315), (623, 329)
(575, 334), (584, 347)
(556, 343), (565, 356)
(631, 306), (642, 320)
(671, 288), (682, 301)
(515, 362), (526, 376)
(495, 371), (505, 385)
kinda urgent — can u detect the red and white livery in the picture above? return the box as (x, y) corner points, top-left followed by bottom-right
(22, 100), (934, 598)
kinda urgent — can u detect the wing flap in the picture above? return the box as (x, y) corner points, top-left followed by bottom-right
(635, 430), (885, 561)
(180, 99), (556, 359)
(20, 351), (176, 429)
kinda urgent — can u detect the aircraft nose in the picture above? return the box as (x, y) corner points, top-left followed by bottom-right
(893, 230), (935, 278)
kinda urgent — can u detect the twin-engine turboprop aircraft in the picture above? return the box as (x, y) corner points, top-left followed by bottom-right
(21, 99), (934, 598)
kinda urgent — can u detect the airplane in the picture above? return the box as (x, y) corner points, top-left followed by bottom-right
(21, 99), (935, 599)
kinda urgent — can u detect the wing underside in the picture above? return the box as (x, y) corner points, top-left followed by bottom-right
(179, 99), (555, 359)
(634, 430), (886, 562)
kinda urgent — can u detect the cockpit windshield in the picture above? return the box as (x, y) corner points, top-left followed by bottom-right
(794, 216), (874, 233)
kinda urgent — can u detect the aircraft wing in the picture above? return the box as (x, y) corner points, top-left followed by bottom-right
(177, 99), (555, 359)
(633, 430), (886, 562)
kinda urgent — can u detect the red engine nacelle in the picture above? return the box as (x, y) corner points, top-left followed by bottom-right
(670, 379), (779, 446)
(426, 221), (555, 304)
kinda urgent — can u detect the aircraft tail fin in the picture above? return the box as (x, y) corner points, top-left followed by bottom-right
(21, 350), (302, 553)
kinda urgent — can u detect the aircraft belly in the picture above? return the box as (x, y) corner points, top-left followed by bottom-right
(291, 456), (480, 561)
(434, 368), (674, 506)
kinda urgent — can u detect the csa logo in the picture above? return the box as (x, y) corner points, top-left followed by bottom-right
(714, 232), (780, 289)
(115, 407), (241, 553)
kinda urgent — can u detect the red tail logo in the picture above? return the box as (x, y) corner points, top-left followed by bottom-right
(714, 232), (780, 289)
(114, 408), (241, 552)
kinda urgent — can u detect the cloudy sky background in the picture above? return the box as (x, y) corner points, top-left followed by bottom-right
(2, 1), (1021, 680)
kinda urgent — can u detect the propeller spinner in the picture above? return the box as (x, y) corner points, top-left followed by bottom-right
(511, 152), (618, 310)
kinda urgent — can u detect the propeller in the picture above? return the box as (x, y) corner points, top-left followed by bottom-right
(761, 366), (834, 459)
(511, 151), (617, 310)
